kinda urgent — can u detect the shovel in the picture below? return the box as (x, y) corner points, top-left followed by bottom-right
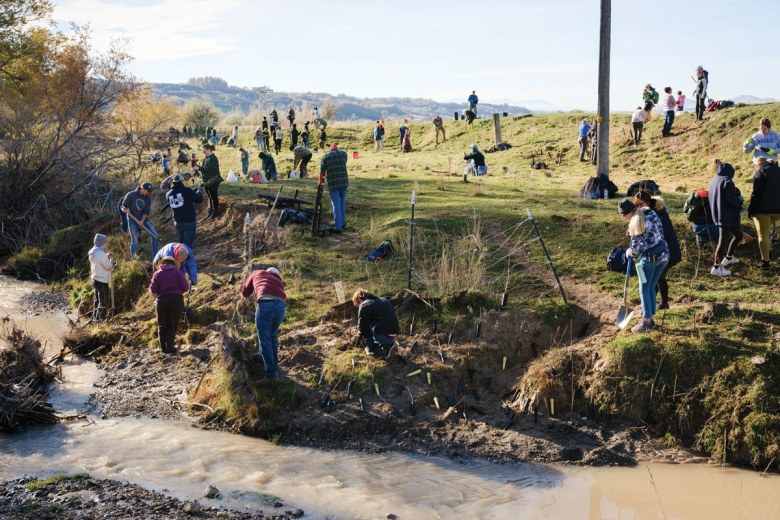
(616, 257), (634, 329)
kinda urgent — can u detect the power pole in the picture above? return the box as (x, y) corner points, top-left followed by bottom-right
(597, 0), (611, 178)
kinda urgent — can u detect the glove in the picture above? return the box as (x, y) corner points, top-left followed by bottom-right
(745, 137), (754, 145)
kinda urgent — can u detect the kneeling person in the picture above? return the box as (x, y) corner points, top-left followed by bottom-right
(353, 289), (399, 357)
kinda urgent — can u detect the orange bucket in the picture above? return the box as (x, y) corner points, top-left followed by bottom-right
(352, 151), (359, 159)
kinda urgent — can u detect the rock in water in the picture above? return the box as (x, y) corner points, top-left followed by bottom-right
(203, 485), (220, 498)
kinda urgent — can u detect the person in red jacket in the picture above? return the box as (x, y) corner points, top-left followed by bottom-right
(149, 256), (189, 353)
(241, 267), (287, 380)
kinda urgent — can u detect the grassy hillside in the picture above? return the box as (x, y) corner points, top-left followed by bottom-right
(53, 102), (780, 469)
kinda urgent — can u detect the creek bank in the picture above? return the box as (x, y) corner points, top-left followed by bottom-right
(0, 475), (303, 520)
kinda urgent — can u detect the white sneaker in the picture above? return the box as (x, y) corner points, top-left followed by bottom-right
(721, 256), (740, 267)
(710, 266), (731, 276)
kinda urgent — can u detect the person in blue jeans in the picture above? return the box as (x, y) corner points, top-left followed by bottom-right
(619, 199), (669, 333)
(320, 143), (349, 232)
(119, 182), (159, 260)
(352, 288), (400, 357)
(241, 267), (287, 381)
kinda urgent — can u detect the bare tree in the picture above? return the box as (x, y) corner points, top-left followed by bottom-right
(0, 26), (137, 256)
(320, 98), (339, 122)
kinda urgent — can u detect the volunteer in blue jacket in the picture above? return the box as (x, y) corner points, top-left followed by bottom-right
(165, 174), (203, 248)
(578, 118), (591, 162)
(743, 117), (780, 164)
(153, 243), (198, 286)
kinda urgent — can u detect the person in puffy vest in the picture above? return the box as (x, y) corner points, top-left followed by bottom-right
(747, 157), (780, 269)
(241, 267), (287, 381)
(352, 288), (399, 357)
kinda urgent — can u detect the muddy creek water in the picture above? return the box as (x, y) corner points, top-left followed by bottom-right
(1, 277), (779, 519)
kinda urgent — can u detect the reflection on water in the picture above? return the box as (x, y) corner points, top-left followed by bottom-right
(1, 276), (779, 519)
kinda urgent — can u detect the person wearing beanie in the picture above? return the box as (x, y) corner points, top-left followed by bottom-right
(88, 234), (114, 320)
(464, 145), (487, 176)
(708, 162), (742, 276)
(192, 143), (222, 220)
(165, 175), (203, 248)
(618, 198), (669, 333)
(149, 256), (189, 354)
(319, 142), (349, 233)
(153, 242), (198, 286)
(432, 115), (445, 144)
(241, 267), (287, 380)
(352, 288), (400, 357)
(119, 182), (159, 260)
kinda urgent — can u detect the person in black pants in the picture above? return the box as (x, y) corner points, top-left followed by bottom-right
(352, 288), (400, 357)
(192, 144), (222, 219)
(694, 66), (708, 121)
(708, 162), (742, 276)
(149, 256), (189, 353)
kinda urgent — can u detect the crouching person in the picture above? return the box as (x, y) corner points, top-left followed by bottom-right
(352, 289), (399, 357)
(149, 256), (189, 354)
(241, 267), (287, 381)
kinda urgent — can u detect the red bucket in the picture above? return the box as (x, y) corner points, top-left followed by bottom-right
(352, 151), (359, 159)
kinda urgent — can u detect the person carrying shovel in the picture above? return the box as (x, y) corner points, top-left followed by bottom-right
(618, 199), (669, 333)
(120, 182), (159, 260)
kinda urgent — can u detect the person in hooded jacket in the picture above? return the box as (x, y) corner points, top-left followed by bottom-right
(165, 174), (203, 247)
(153, 242), (198, 286)
(747, 157), (780, 269)
(464, 145), (487, 176)
(634, 191), (681, 309)
(352, 288), (400, 357)
(88, 234), (114, 320)
(708, 162), (742, 276)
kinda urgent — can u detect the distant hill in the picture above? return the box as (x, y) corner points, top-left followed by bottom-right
(150, 80), (532, 121)
(731, 95), (780, 105)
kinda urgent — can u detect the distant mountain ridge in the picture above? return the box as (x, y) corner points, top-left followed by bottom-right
(150, 80), (532, 121)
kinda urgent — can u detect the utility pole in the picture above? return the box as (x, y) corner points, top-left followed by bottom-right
(597, 0), (611, 178)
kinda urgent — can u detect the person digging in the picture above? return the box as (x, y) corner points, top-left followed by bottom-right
(352, 288), (399, 357)
(241, 267), (287, 382)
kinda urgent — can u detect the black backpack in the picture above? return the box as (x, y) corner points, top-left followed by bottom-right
(626, 179), (661, 197)
(365, 240), (394, 262)
(606, 247), (631, 275)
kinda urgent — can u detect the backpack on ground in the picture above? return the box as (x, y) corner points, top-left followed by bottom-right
(606, 247), (631, 275)
(626, 179), (661, 197)
(580, 174), (618, 199)
(365, 240), (394, 262)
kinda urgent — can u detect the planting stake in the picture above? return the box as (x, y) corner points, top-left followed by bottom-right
(433, 396), (440, 409)
(427, 372), (432, 385)
(502, 356), (507, 370)
(406, 369), (422, 377)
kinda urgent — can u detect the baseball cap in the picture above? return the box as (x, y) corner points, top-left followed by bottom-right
(172, 174), (184, 184)
(141, 182), (154, 192)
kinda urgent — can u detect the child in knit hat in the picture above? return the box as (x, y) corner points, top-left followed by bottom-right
(88, 234), (114, 320)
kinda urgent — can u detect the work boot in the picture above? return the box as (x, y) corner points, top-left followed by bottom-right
(158, 332), (168, 353)
(630, 319), (653, 333)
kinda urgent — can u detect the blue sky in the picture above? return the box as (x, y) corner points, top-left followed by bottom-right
(52, 0), (776, 112)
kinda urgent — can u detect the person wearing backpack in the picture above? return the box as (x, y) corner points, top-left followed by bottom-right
(374, 121), (384, 152)
(634, 191), (680, 310)
(684, 189), (719, 246)
(631, 107), (646, 146)
(618, 199), (669, 333)
(747, 157), (780, 269)
(642, 84), (658, 113)
(694, 66), (708, 121)
(578, 118), (591, 161)
(708, 162), (742, 276)
(743, 117), (780, 164)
